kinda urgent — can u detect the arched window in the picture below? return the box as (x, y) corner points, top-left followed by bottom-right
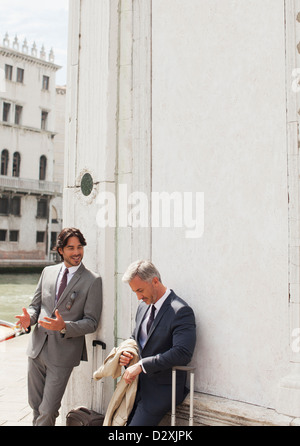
(39, 155), (47, 181)
(12, 152), (21, 177)
(51, 206), (58, 223)
(1, 149), (9, 176)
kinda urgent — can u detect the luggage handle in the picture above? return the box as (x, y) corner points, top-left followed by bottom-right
(171, 366), (195, 427)
(92, 340), (106, 350)
(79, 407), (92, 415)
(91, 340), (106, 413)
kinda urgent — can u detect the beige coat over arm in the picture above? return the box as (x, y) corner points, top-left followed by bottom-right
(93, 338), (139, 426)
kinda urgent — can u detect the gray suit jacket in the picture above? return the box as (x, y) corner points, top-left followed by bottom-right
(26, 263), (102, 368)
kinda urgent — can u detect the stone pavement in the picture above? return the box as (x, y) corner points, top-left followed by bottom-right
(0, 333), (63, 426)
(0, 333), (32, 426)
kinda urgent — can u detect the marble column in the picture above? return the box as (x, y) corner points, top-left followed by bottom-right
(276, 0), (300, 418)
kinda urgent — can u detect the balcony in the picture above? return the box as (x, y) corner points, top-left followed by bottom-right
(0, 175), (62, 196)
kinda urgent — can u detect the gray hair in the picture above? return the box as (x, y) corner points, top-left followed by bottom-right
(122, 260), (162, 284)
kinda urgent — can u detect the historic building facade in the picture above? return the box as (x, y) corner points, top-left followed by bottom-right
(0, 34), (64, 265)
(61, 0), (300, 425)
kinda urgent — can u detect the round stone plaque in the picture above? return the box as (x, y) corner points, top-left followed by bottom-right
(81, 173), (94, 196)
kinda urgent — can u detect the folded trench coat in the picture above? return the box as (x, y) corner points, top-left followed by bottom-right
(93, 338), (139, 426)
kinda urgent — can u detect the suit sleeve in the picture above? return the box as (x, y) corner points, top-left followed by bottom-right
(27, 268), (45, 327)
(141, 305), (196, 376)
(64, 276), (103, 338)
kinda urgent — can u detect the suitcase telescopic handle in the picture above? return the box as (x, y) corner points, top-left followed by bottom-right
(171, 366), (195, 427)
(92, 340), (106, 350)
(91, 340), (106, 413)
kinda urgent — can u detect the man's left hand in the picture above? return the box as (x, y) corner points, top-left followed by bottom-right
(123, 363), (142, 384)
(39, 310), (66, 332)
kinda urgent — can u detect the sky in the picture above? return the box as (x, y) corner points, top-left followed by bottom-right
(0, 0), (69, 85)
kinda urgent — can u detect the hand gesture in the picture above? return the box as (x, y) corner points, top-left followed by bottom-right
(39, 310), (66, 332)
(15, 308), (31, 332)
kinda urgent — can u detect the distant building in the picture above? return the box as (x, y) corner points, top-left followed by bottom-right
(0, 34), (65, 266)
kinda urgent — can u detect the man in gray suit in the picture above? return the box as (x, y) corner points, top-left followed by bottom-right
(15, 228), (102, 426)
(120, 260), (196, 426)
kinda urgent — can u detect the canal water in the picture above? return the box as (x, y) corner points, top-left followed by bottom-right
(0, 273), (40, 323)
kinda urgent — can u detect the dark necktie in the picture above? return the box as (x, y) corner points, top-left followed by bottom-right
(146, 305), (156, 334)
(56, 268), (69, 302)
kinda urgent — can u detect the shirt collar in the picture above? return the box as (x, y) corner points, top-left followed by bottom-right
(61, 262), (82, 276)
(153, 288), (171, 313)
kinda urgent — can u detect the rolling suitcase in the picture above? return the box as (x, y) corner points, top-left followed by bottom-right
(171, 366), (195, 427)
(66, 340), (106, 426)
(66, 406), (104, 426)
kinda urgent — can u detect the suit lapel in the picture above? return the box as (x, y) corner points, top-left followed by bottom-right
(136, 304), (149, 331)
(49, 264), (63, 307)
(135, 304), (149, 350)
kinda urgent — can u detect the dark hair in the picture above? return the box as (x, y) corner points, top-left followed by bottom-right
(55, 228), (87, 260)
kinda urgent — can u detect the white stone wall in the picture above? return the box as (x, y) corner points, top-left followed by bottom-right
(151, 0), (289, 409)
(64, 0), (300, 421)
(62, 0), (118, 416)
(54, 87), (66, 185)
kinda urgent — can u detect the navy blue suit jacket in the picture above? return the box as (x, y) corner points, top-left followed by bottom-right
(131, 290), (196, 417)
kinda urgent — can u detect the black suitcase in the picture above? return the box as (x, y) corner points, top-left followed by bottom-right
(66, 406), (104, 426)
(66, 340), (106, 426)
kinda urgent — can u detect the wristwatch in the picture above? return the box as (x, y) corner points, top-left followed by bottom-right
(60, 327), (67, 335)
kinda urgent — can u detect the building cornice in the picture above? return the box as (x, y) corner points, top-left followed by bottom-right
(0, 121), (57, 138)
(0, 46), (61, 71)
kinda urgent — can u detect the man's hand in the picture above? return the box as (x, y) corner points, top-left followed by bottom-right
(123, 363), (142, 384)
(15, 307), (31, 332)
(119, 350), (134, 367)
(38, 310), (66, 332)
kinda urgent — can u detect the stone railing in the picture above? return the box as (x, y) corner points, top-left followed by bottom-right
(0, 175), (62, 196)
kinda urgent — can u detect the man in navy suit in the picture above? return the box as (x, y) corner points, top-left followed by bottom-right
(120, 260), (196, 426)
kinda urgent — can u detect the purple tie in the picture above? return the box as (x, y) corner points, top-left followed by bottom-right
(56, 268), (69, 302)
(146, 305), (156, 334)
